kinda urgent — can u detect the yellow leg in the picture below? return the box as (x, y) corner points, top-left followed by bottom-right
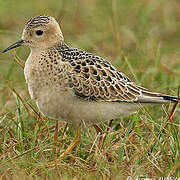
(59, 125), (81, 159)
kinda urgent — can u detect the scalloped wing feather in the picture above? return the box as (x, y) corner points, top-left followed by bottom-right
(56, 44), (178, 104)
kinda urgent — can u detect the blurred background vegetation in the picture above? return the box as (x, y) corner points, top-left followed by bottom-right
(0, 0), (180, 179)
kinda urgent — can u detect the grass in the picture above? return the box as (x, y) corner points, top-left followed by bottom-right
(0, 0), (180, 179)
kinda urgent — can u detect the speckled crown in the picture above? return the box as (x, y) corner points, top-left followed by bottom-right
(25, 15), (54, 30)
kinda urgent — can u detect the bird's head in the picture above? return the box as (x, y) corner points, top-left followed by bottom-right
(3, 15), (64, 53)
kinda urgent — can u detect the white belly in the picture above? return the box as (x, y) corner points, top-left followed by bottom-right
(29, 85), (140, 126)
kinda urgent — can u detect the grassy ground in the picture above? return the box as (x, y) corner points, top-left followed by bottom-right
(0, 0), (180, 179)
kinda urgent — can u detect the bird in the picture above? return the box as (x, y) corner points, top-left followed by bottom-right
(3, 15), (179, 159)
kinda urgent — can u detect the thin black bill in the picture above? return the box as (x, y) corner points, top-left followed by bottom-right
(2, 39), (24, 53)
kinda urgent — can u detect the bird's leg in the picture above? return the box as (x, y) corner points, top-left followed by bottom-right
(59, 124), (81, 159)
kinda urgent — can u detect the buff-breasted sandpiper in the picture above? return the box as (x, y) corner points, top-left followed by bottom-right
(3, 15), (179, 159)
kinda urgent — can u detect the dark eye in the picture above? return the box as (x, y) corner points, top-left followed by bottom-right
(36, 30), (43, 36)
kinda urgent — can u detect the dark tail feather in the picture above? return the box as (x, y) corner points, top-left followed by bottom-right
(137, 92), (179, 104)
(159, 94), (179, 103)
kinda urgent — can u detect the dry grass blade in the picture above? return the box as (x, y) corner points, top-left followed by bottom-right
(168, 85), (180, 121)
(157, 86), (180, 137)
(14, 54), (25, 69)
(0, 146), (38, 164)
(5, 79), (40, 118)
(52, 120), (59, 154)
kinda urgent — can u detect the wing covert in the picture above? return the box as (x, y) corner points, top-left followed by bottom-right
(61, 48), (141, 102)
